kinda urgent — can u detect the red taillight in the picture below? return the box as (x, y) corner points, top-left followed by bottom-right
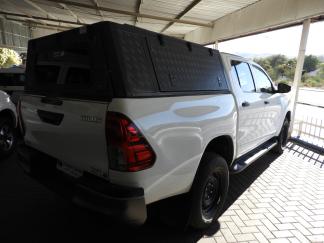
(106, 112), (155, 172)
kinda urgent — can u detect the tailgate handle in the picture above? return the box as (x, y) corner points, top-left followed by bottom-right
(41, 97), (63, 106)
(37, 110), (64, 126)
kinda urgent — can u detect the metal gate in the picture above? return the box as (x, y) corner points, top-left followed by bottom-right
(291, 88), (324, 155)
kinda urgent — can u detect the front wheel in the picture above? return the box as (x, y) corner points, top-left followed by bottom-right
(0, 116), (17, 159)
(272, 118), (290, 154)
(188, 153), (229, 229)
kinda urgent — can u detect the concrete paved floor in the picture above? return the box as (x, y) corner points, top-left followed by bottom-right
(0, 142), (323, 243)
(200, 142), (324, 243)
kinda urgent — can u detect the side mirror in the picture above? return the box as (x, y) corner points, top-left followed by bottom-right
(260, 87), (273, 93)
(277, 83), (291, 93)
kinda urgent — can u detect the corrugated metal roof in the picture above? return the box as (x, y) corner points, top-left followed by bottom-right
(184, 0), (260, 22)
(0, 0), (260, 37)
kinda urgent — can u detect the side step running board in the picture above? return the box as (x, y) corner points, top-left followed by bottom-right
(230, 139), (277, 174)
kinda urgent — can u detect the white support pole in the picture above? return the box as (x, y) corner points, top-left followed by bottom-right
(289, 18), (311, 136)
(213, 40), (218, 50)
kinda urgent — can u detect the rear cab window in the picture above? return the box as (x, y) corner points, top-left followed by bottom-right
(34, 65), (60, 85)
(65, 67), (90, 85)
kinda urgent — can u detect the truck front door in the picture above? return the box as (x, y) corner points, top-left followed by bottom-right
(250, 64), (282, 139)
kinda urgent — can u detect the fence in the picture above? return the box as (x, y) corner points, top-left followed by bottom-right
(291, 101), (324, 154)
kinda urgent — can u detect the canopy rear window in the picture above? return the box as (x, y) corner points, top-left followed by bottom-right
(25, 26), (111, 100)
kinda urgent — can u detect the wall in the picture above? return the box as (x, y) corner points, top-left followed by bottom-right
(0, 18), (31, 53)
(31, 27), (58, 39)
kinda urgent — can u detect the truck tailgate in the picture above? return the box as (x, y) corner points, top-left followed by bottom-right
(21, 95), (109, 178)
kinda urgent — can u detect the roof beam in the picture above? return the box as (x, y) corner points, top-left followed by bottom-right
(59, 3), (84, 24)
(24, 0), (79, 28)
(23, 0), (58, 20)
(5, 17), (70, 31)
(185, 0), (324, 44)
(44, 0), (212, 28)
(0, 10), (82, 27)
(3, 0), (48, 26)
(134, 0), (142, 26)
(90, 0), (104, 20)
(160, 0), (201, 33)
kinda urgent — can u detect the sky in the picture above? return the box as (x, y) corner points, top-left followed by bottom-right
(218, 21), (324, 58)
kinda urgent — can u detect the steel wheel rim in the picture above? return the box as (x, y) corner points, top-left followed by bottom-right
(0, 124), (14, 151)
(202, 174), (220, 216)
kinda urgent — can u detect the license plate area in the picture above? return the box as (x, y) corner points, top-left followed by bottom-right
(57, 161), (83, 178)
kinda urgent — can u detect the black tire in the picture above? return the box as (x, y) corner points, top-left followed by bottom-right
(0, 116), (17, 159)
(188, 153), (229, 229)
(272, 117), (290, 155)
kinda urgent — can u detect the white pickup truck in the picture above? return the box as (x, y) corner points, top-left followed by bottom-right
(0, 90), (17, 158)
(18, 22), (291, 229)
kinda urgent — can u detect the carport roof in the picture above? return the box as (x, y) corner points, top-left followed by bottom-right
(0, 0), (260, 38)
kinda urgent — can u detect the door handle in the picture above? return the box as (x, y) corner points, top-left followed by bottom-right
(242, 101), (250, 107)
(264, 101), (270, 105)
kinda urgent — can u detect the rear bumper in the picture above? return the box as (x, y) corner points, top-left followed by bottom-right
(17, 144), (147, 225)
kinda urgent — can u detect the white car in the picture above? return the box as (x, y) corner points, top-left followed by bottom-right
(0, 90), (17, 158)
(18, 22), (291, 229)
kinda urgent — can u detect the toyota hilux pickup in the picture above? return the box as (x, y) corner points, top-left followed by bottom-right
(18, 21), (291, 229)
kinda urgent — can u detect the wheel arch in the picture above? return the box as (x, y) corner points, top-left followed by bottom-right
(190, 135), (234, 190)
(203, 135), (234, 167)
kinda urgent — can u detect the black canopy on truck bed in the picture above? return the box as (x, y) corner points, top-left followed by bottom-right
(25, 21), (229, 100)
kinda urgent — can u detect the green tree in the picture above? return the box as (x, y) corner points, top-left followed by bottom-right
(268, 55), (287, 68)
(254, 55), (289, 81)
(283, 58), (297, 80)
(303, 55), (319, 73)
(254, 57), (276, 80)
(302, 62), (324, 88)
(0, 48), (22, 68)
(317, 63), (324, 79)
(254, 54), (324, 88)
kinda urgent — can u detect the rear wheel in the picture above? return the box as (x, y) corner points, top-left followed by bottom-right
(0, 116), (17, 158)
(188, 153), (229, 229)
(272, 118), (290, 154)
